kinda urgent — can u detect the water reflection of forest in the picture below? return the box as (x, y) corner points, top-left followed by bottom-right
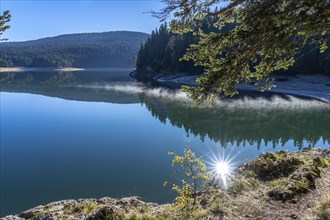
(1, 71), (329, 148)
(0, 71), (140, 104)
(142, 96), (330, 149)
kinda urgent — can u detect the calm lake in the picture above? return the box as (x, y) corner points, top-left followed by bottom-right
(1, 69), (329, 216)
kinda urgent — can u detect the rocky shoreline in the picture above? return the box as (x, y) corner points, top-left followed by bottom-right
(130, 70), (330, 102)
(2, 148), (330, 220)
(2, 197), (161, 220)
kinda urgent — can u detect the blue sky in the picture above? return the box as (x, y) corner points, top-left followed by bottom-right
(0, 0), (165, 42)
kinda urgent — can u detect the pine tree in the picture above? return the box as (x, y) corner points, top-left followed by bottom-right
(153, 0), (330, 103)
(0, 10), (11, 41)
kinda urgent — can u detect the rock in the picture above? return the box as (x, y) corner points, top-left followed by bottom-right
(30, 213), (57, 220)
(86, 206), (121, 220)
(321, 148), (330, 157)
(97, 197), (117, 205)
(78, 199), (97, 203)
(44, 200), (76, 209)
(290, 214), (298, 219)
(0, 216), (24, 220)
(18, 208), (42, 219)
(200, 198), (208, 208)
(118, 196), (144, 208)
(148, 202), (158, 207)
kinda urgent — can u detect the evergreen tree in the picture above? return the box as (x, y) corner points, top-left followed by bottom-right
(0, 10), (11, 41)
(153, 0), (330, 102)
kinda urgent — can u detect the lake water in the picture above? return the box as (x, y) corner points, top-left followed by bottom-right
(1, 69), (329, 216)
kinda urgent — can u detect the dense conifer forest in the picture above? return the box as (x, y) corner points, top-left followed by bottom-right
(0, 31), (149, 67)
(136, 20), (223, 76)
(135, 22), (330, 79)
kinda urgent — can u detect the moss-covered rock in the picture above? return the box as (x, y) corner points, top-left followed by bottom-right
(244, 151), (303, 180)
(265, 150), (330, 202)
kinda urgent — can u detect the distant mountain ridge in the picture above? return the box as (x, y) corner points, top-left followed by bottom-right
(0, 31), (149, 68)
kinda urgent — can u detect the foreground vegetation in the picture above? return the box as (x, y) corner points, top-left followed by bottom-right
(3, 148), (329, 220)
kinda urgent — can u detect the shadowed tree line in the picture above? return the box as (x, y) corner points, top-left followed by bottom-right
(135, 21), (329, 82)
(135, 19), (226, 80)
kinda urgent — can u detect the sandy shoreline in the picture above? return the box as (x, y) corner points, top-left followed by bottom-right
(0, 67), (25, 72)
(0, 67), (85, 73)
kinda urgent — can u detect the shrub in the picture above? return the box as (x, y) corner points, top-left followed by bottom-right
(165, 146), (210, 210)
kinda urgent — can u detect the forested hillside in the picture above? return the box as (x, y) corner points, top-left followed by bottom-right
(0, 31), (149, 67)
(135, 22), (330, 80)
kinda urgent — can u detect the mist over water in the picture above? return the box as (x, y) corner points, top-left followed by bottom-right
(75, 83), (191, 102)
(75, 83), (330, 109)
